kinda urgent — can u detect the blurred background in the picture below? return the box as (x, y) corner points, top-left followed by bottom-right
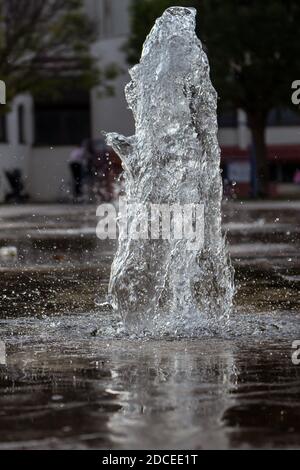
(1, 3), (300, 451)
(0, 0), (300, 203)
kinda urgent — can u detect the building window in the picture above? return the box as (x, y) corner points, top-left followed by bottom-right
(0, 114), (7, 142)
(18, 104), (25, 144)
(267, 108), (300, 127)
(270, 162), (300, 183)
(34, 90), (91, 146)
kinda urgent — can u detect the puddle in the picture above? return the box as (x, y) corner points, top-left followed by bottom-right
(0, 202), (299, 449)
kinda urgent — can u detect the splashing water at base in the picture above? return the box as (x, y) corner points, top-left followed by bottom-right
(106, 7), (234, 334)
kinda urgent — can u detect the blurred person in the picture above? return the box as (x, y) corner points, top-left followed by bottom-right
(293, 169), (300, 185)
(82, 139), (95, 180)
(108, 149), (123, 197)
(91, 140), (114, 202)
(95, 146), (112, 202)
(69, 144), (85, 200)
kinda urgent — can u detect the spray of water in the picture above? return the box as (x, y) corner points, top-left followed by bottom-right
(106, 7), (234, 334)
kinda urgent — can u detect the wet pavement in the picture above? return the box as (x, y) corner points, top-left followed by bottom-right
(0, 202), (299, 449)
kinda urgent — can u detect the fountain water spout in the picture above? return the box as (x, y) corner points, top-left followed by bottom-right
(106, 7), (234, 333)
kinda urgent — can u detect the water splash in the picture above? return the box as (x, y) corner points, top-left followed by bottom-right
(106, 7), (234, 333)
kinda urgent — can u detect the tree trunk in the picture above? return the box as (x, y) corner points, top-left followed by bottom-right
(248, 113), (269, 198)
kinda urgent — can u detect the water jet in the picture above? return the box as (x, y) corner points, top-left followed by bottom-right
(106, 7), (234, 333)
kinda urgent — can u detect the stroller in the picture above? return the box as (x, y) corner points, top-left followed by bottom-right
(4, 169), (29, 203)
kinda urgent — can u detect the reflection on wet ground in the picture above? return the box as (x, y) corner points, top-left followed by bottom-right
(0, 202), (300, 449)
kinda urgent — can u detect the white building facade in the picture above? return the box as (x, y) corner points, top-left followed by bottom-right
(0, 0), (299, 201)
(0, 0), (134, 202)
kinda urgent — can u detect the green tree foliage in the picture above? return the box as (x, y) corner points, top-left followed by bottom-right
(127, 0), (300, 197)
(0, 0), (102, 104)
(127, 0), (191, 65)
